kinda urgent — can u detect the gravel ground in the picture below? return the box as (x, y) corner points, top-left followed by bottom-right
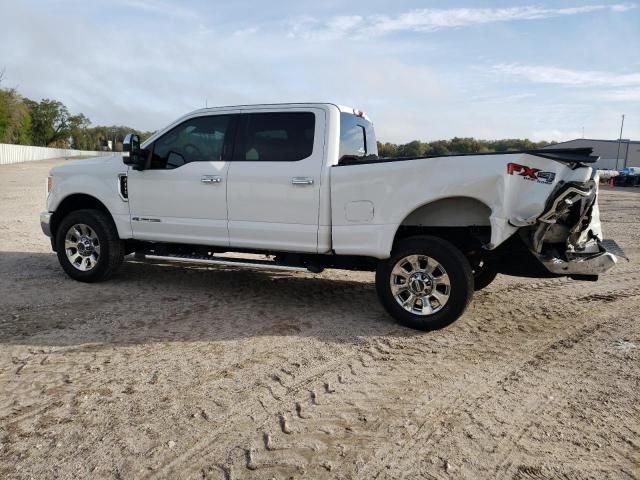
(1, 159), (639, 479)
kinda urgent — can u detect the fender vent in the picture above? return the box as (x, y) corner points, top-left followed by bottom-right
(118, 174), (128, 200)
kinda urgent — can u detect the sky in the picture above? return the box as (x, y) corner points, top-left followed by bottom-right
(0, 0), (638, 143)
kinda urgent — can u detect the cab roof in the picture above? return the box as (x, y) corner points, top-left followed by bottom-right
(186, 103), (372, 121)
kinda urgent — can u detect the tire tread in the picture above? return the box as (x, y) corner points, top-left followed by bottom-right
(55, 209), (123, 282)
(376, 235), (473, 331)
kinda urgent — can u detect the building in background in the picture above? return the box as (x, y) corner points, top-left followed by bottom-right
(543, 139), (640, 170)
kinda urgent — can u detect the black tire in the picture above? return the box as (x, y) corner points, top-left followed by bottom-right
(55, 209), (124, 282)
(471, 259), (498, 291)
(376, 235), (473, 331)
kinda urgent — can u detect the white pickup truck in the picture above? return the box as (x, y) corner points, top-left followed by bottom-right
(41, 103), (624, 330)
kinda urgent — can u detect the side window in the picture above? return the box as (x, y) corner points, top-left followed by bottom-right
(238, 112), (315, 162)
(148, 115), (230, 169)
(339, 112), (378, 161)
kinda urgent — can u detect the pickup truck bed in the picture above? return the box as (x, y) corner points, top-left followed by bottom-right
(339, 147), (599, 165)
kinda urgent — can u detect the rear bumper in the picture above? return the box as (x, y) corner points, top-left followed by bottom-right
(528, 176), (624, 277)
(537, 247), (618, 275)
(40, 211), (52, 237)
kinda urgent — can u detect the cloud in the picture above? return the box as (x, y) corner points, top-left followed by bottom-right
(115, 0), (197, 18)
(290, 4), (637, 38)
(232, 27), (258, 37)
(595, 88), (640, 102)
(491, 64), (640, 87)
(530, 129), (585, 142)
(1, 1), (638, 142)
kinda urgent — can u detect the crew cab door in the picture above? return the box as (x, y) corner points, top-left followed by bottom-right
(226, 109), (325, 252)
(127, 113), (236, 245)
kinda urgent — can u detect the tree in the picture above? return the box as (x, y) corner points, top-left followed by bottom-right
(24, 98), (75, 147)
(69, 113), (92, 149)
(0, 88), (32, 145)
(428, 141), (450, 156)
(397, 140), (424, 157)
(375, 137), (551, 158)
(0, 80), (155, 150)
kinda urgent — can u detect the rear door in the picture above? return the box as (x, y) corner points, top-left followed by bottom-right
(226, 109), (326, 252)
(127, 113), (236, 245)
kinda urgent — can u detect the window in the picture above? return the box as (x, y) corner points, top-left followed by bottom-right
(339, 112), (378, 161)
(237, 112), (315, 162)
(148, 115), (231, 169)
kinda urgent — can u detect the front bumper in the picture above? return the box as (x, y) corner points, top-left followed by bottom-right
(40, 211), (52, 237)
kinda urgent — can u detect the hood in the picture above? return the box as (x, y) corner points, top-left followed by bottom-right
(50, 154), (126, 176)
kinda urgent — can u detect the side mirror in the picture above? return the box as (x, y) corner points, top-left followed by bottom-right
(123, 133), (146, 170)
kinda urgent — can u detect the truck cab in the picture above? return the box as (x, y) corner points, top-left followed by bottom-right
(122, 103), (374, 253)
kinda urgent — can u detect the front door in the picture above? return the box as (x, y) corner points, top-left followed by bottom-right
(127, 113), (235, 246)
(226, 109), (325, 252)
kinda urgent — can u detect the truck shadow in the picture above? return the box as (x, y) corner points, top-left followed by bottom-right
(0, 251), (420, 348)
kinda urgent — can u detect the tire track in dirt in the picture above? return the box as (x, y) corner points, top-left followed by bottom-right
(209, 269), (640, 479)
(1, 268), (385, 479)
(3, 267), (638, 479)
(370, 274), (640, 477)
(494, 307), (640, 479)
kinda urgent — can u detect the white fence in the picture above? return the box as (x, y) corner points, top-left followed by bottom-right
(0, 143), (106, 165)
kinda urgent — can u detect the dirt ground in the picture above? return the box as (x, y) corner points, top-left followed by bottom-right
(0, 159), (638, 480)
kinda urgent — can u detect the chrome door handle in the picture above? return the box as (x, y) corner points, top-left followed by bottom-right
(291, 177), (314, 186)
(201, 175), (222, 184)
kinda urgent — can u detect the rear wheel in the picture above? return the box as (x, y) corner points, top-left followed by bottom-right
(376, 236), (473, 331)
(55, 209), (124, 282)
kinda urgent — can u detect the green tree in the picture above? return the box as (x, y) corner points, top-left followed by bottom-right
(69, 113), (92, 149)
(377, 141), (398, 157)
(376, 137), (553, 158)
(428, 141), (450, 156)
(24, 98), (75, 147)
(0, 88), (32, 144)
(397, 140), (424, 157)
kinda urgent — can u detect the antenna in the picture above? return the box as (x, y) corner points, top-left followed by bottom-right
(615, 114), (625, 170)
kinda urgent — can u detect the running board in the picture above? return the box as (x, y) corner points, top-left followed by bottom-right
(139, 254), (309, 272)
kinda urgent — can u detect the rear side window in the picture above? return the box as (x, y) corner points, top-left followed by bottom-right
(237, 112), (315, 162)
(339, 112), (378, 161)
(149, 115), (230, 169)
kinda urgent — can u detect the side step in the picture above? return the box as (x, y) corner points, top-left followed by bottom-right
(138, 254), (309, 272)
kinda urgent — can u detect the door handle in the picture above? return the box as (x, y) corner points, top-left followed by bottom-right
(291, 177), (314, 186)
(201, 175), (222, 184)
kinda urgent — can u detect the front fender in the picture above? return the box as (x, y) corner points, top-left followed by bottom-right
(48, 173), (132, 239)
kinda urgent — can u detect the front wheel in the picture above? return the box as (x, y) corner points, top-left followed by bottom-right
(376, 236), (474, 331)
(55, 209), (124, 282)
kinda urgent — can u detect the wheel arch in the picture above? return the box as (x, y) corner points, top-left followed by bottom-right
(392, 196), (493, 253)
(50, 194), (117, 243)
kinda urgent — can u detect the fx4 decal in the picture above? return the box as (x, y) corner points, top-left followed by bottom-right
(507, 163), (556, 184)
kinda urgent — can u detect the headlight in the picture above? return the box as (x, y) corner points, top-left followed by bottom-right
(46, 176), (53, 194)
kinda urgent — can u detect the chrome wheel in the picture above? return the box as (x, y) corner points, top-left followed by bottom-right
(390, 254), (451, 316)
(64, 223), (101, 271)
